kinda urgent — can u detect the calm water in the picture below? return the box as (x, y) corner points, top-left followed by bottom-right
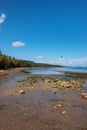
(26, 66), (87, 75)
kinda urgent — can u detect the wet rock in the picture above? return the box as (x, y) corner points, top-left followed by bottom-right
(79, 79), (85, 84)
(81, 92), (87, 99)
(18, 90), (25, 95)
(17, 80), (21, 83)
(0, 104), (9, 110)
(53, 78), (59, 82)
(45, 80), (52, 83)
(52, 85), (58, 88)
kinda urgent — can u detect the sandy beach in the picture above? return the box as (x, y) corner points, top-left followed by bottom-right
(0, 69), (87, 130)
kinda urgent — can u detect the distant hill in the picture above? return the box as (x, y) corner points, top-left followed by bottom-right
(35, 63), (62, 67)
(0, 51), (62, 69)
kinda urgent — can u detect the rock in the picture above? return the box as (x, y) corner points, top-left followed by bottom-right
(53, 90), (57, 94)
(62, 110), (67, 114)
(52, 85), (58, 88)
(81, 92), (87, 99)
(54, 103), (64, 109)
(53, 78), (59, 82)
(18, 90), (25, 95)
(45, 80), (52, 83)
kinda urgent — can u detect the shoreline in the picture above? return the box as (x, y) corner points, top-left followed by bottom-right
(0, 68), (87, 130)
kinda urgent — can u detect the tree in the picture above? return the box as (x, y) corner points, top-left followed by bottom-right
(0, 50), (2, 55)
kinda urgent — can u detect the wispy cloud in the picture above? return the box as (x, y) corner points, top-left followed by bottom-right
(0, 13), (6, 24)
(36, 55), (44, 62)
(52, 57), (87, 66)
(36, 56), (44, 59)
(12, 41), (25, 47)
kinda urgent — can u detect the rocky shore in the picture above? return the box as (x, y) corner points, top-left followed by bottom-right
(0, 69), (87, 130)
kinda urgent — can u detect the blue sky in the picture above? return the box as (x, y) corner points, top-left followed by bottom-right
(0, 0), (87, 66)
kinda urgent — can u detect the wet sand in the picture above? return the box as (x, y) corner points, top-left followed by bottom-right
(0, 69), (87, 130)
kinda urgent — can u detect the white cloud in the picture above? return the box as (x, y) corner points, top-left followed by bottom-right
(0, 13), (6, 24)
(12, 41), (25, 47)
(53, 57), (87, 67)
(37, 56), (44, 59)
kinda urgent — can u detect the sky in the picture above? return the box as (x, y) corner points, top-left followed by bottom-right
(0, 0), (87, 66)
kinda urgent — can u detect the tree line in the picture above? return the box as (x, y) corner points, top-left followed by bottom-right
(0, 50), (62, 69)
(0, 51), (37, 69)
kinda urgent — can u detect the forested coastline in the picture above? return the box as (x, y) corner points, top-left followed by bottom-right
(0, 51), (62, 69)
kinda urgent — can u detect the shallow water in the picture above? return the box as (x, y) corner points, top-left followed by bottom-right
(26, 67), (87, 75)
(0, 72), (28, 89)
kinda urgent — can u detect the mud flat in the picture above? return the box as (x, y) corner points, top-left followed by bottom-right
(0, 69), (87, 130)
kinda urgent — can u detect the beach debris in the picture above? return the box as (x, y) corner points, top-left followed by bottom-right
(81, 92), (87, 99)
(18, 90), (25, 95)
(62, 110), (67, 114)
